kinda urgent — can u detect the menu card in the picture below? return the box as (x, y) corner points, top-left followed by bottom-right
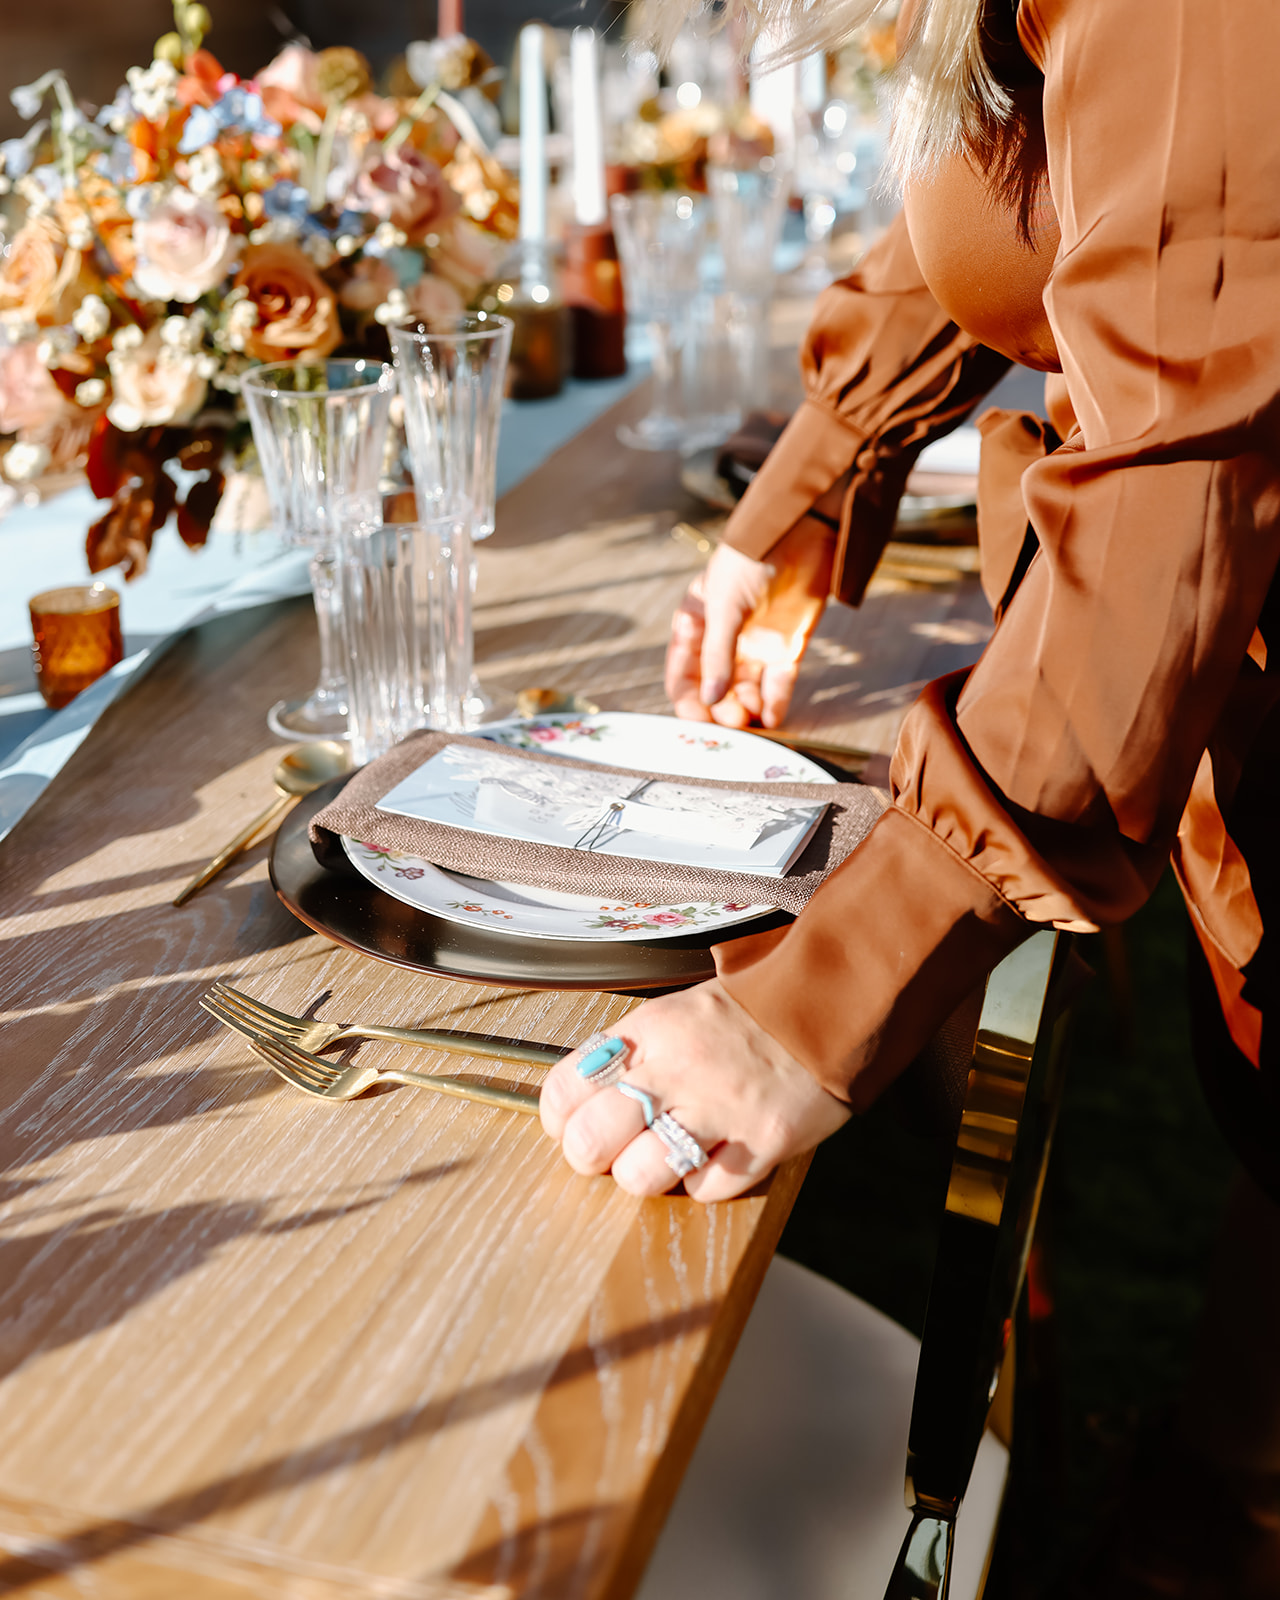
(374, 745), (829, 877)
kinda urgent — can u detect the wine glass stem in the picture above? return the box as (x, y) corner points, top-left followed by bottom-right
(648, 316), (679, 423)
(309, 548), (347, 706)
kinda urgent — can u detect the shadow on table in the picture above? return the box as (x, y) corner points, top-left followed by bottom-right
(0, 1303), (715, 1592)
(475, 608), (635, 665)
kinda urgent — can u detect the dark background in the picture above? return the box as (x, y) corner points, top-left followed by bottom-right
(0, 0), (624, 140)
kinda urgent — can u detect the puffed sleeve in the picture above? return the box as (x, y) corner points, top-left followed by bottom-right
(721, 210), (1011, 604)
(714, 0), (1280, 1104)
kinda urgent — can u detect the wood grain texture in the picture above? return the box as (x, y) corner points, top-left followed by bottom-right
(0, 376), (992, 1598)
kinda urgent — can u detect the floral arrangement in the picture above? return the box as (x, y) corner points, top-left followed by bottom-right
(0, 2), (517, 576)
(612, 99), (776, 194)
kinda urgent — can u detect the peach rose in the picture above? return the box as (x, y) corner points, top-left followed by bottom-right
(133, 187), (240, 304)
(106, 327), (208, 431)
(407, 273), (464, 323)
(355, 146), (458, 242)
(431, 219), (503, 299)
(0, 341), (70, 434)
(235, 243), (341, 361)
(255, 45), (325, 133)
(0, 219), (89, 330)
(337, 255), (398, 313)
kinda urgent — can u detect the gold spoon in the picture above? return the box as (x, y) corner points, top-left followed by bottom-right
(174, 740), (352, 908)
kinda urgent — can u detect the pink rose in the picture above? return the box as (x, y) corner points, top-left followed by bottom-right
(338, 256), (399, 313)
(407, 273), (464, 323)
(255, 45), (325, 133)
(651, 912), (689, 926)
(0, 342), (68, 434)
(354, 146), (458, 242)
(133, 188), (240, 305)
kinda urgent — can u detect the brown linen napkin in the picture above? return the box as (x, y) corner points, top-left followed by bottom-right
(309, 729), (886, 915)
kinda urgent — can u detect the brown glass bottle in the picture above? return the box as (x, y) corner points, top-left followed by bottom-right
(563, 221), (627, 380)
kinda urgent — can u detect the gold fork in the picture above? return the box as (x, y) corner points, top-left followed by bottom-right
(203, 1002), (542, 1114)
(202, 981), (564, 1069)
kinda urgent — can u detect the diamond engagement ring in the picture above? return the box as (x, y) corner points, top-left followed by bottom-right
(651, 1112), (709, 1179)
(574, 1032), (630, 1088)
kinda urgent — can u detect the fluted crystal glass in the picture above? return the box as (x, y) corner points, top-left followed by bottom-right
(389, 312), (512, 723)
(241, 358), (395, 741)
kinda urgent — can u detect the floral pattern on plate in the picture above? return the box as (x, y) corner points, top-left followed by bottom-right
(493, 718), (609, 751)
(341, 712), (835, 942)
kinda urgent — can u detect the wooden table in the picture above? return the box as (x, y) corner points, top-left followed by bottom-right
(0, 381), (993, 1600)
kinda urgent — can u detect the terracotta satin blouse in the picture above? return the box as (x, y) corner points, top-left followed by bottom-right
(712, 0), (1280, 1100)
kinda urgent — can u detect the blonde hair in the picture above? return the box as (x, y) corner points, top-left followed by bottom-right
(639, 0), (1013, 181)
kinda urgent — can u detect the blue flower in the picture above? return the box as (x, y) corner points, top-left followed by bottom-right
(0, 120), (48, 179)
(178, 86), (280, 154)
(263, 180), (310, 221)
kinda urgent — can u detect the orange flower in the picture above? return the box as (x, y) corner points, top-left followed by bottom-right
(235, 243), (341, 361)
(176, 50), (226, 110)
(0, 219), (92, 329)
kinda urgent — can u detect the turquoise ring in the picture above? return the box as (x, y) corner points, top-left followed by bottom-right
(617, 1082), (657, 1127)
(574, 1032), (630, 1088)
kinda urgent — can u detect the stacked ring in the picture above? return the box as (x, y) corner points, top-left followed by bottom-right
(651, 1111), (709, 1178)
(573, 1032), (630, 1088)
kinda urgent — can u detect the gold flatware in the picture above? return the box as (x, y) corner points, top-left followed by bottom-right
(174, 740), (352, 908)
(201, 981), (564, 1069)
(227, 1021), (542, 1114)
(670, 521), (717, 556)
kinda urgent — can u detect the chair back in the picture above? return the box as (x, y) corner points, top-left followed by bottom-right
(883, 930), (1078, 1600)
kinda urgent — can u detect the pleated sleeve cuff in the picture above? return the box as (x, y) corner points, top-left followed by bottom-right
(720, 399), (868, 565)
(711, 805), (1029, 1109)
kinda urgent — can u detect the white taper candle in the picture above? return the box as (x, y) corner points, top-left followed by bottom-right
(519, 25), (548, 246)
(570, 27), (607, 227)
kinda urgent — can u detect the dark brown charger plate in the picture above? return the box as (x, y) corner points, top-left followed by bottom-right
(270, 774), (790, 993)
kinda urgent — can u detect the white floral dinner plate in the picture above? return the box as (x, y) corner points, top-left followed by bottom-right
(340, 712), (834, 942)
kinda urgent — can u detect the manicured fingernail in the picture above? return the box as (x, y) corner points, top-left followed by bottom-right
(701, 678), (727, 705)
(576, 1035), (629, 1080)
(618, 1082), (657, 1127)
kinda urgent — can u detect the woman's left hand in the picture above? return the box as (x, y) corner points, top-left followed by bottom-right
(539, 978), (850, 1201)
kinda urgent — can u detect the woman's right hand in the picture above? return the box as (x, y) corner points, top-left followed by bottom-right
(664, 516), (836, 728)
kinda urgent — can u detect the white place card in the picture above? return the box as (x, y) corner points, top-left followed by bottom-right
(375, 745), (828, 877)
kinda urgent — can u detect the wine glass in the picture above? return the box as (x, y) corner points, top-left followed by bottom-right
(609, 192), (708, 452)
(240, 358), (395, 741)
(792, 98), (864, 290)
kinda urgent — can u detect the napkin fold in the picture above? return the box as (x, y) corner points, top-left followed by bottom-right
(309, 729), (886, 916)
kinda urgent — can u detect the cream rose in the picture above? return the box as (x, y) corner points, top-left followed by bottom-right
(0, 218), (88, 330)
(106, 327), (208, 431)
(133, 187), (240, 305)
(235, 243), (341, 361)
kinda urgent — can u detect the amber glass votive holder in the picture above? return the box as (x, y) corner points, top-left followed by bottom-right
(29, 584), (124, 710)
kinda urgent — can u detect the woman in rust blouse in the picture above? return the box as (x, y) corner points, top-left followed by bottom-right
(542, 0), (1280, 1573)
(546, 0), (1278, 1216)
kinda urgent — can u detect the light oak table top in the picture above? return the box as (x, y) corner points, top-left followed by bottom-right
(0, 381), (992, 1600)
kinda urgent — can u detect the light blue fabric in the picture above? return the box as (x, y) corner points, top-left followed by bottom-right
(0, 370), (644, 842)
